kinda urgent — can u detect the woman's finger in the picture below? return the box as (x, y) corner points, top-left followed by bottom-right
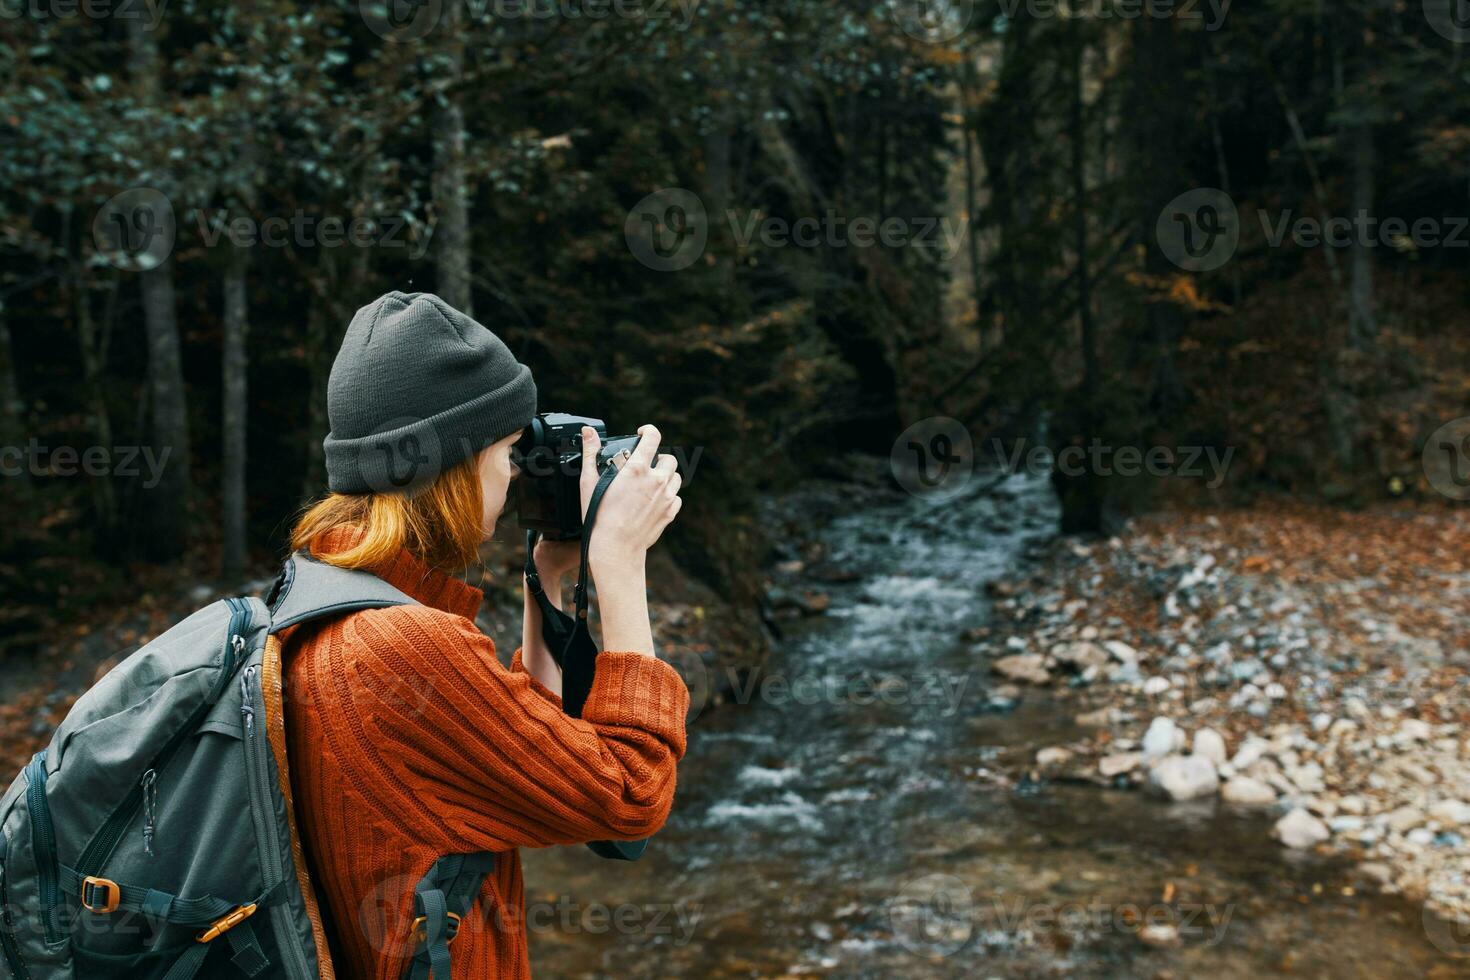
(630, 424), (662, 468)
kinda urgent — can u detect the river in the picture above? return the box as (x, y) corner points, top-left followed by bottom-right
(523, 471), (1462, 978)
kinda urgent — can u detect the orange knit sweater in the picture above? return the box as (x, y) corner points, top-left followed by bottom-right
(282, 528), (689, 979)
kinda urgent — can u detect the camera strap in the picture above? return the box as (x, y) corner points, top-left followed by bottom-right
(522, 463), (621, 718)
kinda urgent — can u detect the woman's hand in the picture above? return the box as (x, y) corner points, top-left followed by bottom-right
(579, 424), (683, 573)
(532, 538), (581, 583)
(576, 424), (682, 657)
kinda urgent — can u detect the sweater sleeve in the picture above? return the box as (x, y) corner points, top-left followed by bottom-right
(342, 605), (689, 851)
(508, 646), (562, 708)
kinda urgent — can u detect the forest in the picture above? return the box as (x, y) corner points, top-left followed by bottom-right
(2, 0), (1466, 649)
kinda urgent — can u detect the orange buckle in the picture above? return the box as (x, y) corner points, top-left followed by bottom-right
(197, 903), (257, 943)
(80, 876), (120, 914)
(410, 911), (462, 945)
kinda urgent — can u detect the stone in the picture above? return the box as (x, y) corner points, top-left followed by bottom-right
(1142, 676), (1171, 696)
(1036, 747), (1073, 767)
(1104, 640), (1140, 665)
(1053, 641), (1109, 670)
(1075, 707), (1115, 727)
(1221, 776), (1277, 806)
(1358, 862), (1394, 886)
(1192, 728), (1228, 767)
(1385, 806), (1423, 834)
(1138, 923), (1181, 949)
(797, 590), (831, 615)
(1142, 717), (1184, 759)
(992, 654), (1051, 686)
(1274, 808), (1329, 849)
(1100, 753), (1142, 778)
(1285, 761), (1325, 794)
(1149, 754), (1220, 802)
(1429, 799), (1470, 826)
(1229, 734), (1270, 772)
(1397, 718), (1433, 743)
(1407, 827), (1435, 847)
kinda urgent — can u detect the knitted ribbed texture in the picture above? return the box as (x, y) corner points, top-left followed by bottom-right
(283, 527), (689, 979)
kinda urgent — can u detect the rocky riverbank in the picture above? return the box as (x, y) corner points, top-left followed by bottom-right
(978, 499), (1470, 935)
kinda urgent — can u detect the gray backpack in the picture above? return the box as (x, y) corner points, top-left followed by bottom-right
(0, 553), (495, 980)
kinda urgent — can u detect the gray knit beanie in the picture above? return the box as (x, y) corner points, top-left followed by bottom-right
(323, 291), (537, 494)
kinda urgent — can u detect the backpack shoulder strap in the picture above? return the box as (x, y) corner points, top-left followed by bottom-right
(267, 550), (417, 634)
(403, 852), (497, 980)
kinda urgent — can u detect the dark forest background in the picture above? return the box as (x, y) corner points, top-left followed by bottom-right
(2, 0), (1467, 658)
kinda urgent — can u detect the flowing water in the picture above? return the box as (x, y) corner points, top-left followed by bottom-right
(523, 472), (1465, 978)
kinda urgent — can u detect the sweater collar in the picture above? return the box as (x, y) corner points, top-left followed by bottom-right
(311, 524), (484, 621)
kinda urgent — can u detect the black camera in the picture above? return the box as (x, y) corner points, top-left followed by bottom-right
(513, 412), (643, 539)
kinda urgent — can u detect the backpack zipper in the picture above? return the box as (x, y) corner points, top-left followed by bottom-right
(240, 662), (312, 979)
(23, 752), (61, 945)
(74, 598), (253, 879)
(1, 829), (34, 979)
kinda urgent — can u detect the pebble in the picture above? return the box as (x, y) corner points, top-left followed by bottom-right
(1142, 717), (1183, 759)
(1149, 754), (1220, 802)
(1138, 923), (1182, 949)
(1036, 747), (1073, 767)
(1429, 800), (1470, 826)
(992, 654), (1051, 686)
(1192, 728), (1228, 767)
(1221, 776), (1277, 806)
(1274, 808), (1329, 849)
(1398, 718), (1433, 743)
(1100, 752), (1142, 778)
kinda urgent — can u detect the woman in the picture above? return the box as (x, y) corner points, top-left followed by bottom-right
(279, 291), (689, 978)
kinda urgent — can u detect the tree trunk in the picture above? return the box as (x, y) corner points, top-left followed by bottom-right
(1130, 14), (1187, 418)
(221, 243), (249, 579)
(0, 309), (27, 504)
(129, 14), (191, 557)
(1072, 30), (1097, 409)
(432, 2), (473, 314)
(1346, 119), (1375, 349)
(73, 273), (118, 539)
